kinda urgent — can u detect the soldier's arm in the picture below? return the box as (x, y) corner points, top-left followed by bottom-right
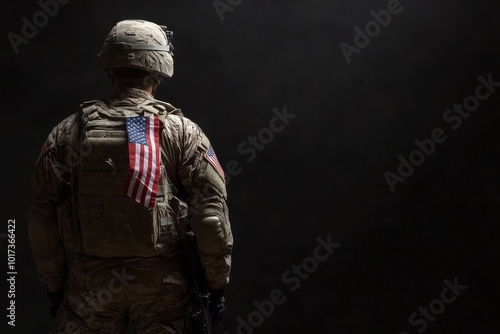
(169, 116), (233, 290)
(28, 114), (78, 292)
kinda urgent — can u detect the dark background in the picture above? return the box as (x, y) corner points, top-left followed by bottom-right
(2, 0), (500, 333)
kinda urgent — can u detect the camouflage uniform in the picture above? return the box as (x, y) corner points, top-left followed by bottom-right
(29, 87), (233, 333)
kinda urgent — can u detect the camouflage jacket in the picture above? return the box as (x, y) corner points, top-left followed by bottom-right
(28, 87), (233, 290)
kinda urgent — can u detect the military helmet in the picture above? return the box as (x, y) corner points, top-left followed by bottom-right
(96, 20), (174, 78)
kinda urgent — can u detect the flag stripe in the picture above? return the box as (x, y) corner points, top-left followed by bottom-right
(137, 137), (149, 203)
(145, 117), (160, 207)
(142, 117), (154, 206)
(126, 143), (139, 197)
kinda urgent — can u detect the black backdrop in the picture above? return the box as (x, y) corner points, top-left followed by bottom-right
(2, 0), (500, 333)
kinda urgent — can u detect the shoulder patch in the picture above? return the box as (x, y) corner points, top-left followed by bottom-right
(204, 146), (225, 182)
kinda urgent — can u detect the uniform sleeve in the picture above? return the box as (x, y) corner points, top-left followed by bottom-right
(163, 116), (233, 290)
(28, 114), (79, 290)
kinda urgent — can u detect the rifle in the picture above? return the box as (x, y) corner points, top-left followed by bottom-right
(185, 230), (213, 334)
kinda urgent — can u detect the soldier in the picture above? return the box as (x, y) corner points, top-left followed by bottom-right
(28, 20), (233, 333)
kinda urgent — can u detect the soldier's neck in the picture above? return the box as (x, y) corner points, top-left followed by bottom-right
(112, 82), (154, 95)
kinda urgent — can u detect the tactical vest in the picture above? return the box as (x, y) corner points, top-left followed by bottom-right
(57, 99), (188, 257)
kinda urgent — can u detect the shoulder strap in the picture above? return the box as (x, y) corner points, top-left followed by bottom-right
(141, 100), (183, 125)
(81, 99), (131, 121)
(80, 99), (107, 115)
(153, 100), (183, 116)
(79, 99), (185, 128)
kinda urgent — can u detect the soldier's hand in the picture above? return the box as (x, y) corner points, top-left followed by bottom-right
(47, 289), (65, 318)
(208, 287), (225, 328)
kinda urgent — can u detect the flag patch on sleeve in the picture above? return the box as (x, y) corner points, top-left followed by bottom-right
(204, 146), (225, 181)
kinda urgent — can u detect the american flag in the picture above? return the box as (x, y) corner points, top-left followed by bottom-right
(124, 116), (161, 208)
(205, 146), (225, 181)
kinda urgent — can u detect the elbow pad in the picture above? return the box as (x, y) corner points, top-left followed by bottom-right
(192, 215), (225, 255)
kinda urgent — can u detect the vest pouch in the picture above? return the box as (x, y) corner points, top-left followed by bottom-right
(155, 196), (188, 243)
(56, 197), (81, 253)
